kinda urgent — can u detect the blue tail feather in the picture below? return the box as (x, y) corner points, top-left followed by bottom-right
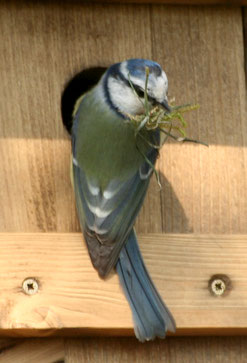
(116, 230), (176, 342)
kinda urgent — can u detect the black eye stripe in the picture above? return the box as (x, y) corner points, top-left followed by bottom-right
(132, 84), (156, 104)
(133, 85), (144, 98)
(112, 70), (156, 103)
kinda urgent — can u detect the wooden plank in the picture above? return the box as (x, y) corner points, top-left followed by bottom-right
(0, 338), (64, 363)
(0, 3), (246, 238)
(244, 7), (247, 86)
(0, 1), (152, 234)
(0, 233), (247, 336)
(3, 335), (247, 363)
(89, 0), (247, 4)
(64, 336), (247, 363)
(146, 5), (247, 235)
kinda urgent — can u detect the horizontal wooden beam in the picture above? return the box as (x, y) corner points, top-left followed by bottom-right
(0, 233), (247, 337)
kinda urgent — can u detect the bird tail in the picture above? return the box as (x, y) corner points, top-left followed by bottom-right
(116, 230), (176, 342)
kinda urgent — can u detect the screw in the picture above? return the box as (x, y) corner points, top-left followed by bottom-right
(208, 274), (231, 297)
(22, 278), (39, 295)
(211, 279), (226, 295)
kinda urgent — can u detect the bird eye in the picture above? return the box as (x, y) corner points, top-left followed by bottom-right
(135, 87), (144, 98)
(137, 89), (144, 98)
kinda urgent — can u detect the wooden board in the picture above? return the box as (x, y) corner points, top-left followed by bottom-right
(0, 233), (247, 336)
(244, 7), (247, 85)
(1, 335), (247, 363)
(64, 336), (247, 363)
(90, 0), (247, 4)
(1, 4), (246, 235)
(0, 338), (64, 363)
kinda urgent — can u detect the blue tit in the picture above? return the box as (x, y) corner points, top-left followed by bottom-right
(67, 59), (176, 342)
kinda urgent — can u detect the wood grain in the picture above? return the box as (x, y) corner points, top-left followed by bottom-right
(64, 336), (247, 363)
(0, 1), (153, 233)
(147, 5), (247, 235)
(89, 0), (247, 4)
(0, 338), (64, 363)
(1, 4), (246, 236)
(244, 7), (247, 86)
(0, 233), (246, 336)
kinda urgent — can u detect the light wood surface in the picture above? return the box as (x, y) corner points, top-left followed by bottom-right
(0, 233), (246, 335)
(143, 5), (247, 235)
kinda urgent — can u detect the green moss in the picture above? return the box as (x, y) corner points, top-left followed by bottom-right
(127, 67), (206, 145)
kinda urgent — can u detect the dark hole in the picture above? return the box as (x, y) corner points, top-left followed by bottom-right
(61, 67), (107, 134)
(134, 85), (145, 98)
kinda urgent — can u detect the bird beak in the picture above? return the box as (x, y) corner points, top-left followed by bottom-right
(158, 99), (171, 113)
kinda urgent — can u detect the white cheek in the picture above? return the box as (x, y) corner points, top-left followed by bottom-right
(153, 74), (168, 102)
(162, 71), (168, 92)
(108, 77), (145, 115)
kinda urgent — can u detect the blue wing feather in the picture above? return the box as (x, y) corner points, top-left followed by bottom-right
(73, 146), (158, 276)
(116, 230), (176, 341)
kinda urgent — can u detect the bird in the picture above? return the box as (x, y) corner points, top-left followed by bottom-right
(63, 59), (176, 342)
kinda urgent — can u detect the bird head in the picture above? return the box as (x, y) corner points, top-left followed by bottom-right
(102, 59), (170, 117)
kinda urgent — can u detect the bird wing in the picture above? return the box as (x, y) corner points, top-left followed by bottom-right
(72, 146), (159, 278)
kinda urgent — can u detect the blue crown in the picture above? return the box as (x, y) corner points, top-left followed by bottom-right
(126, 59), (162, 79)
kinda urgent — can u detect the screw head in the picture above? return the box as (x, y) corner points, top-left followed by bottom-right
(208, 274), (231, 297)
(22, 278), (39, 295)
(211, 279), (226, 296)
